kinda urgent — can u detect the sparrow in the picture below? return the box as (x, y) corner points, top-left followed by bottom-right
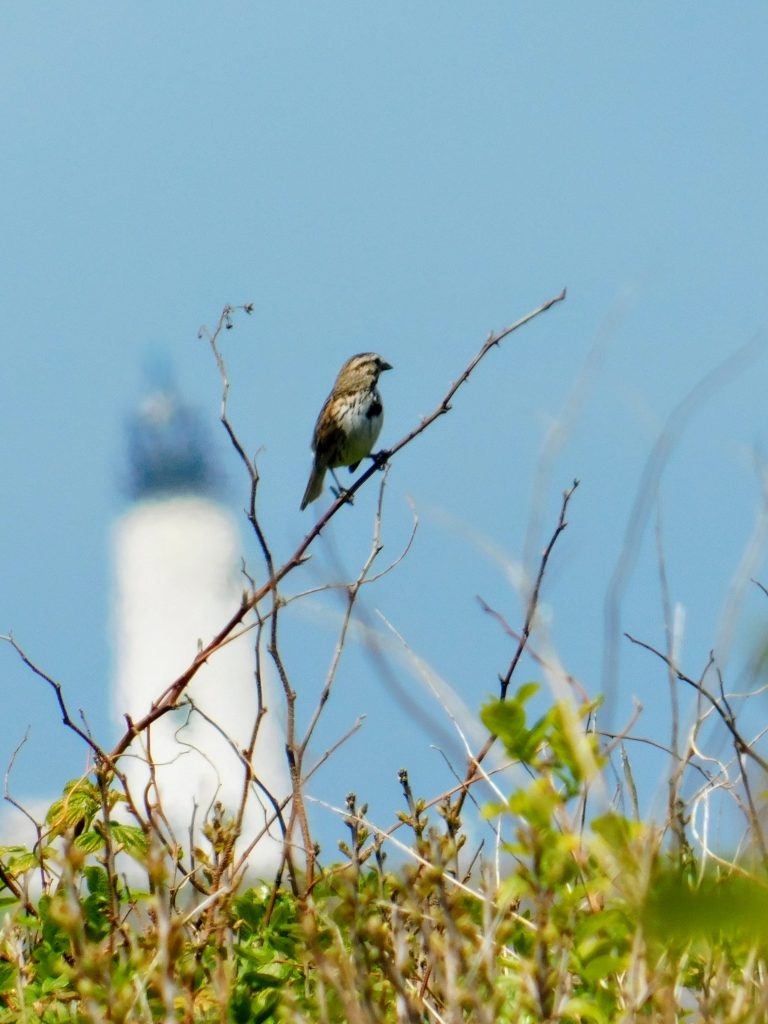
(300, 352), (392, 510)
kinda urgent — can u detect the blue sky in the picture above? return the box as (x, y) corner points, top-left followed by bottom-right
(2, 4), (768, 856)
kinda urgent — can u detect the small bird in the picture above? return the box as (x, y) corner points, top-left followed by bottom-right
(300, 352), (393, 510)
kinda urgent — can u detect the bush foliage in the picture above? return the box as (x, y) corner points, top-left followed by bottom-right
(1, 678), (767, 1023)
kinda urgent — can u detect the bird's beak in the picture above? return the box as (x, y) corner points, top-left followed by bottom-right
(381, 361), (393, 371)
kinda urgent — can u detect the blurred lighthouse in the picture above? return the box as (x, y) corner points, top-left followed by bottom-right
(112, 376), (288, 878)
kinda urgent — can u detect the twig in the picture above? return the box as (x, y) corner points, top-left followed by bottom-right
(1, 635), (108, 764)
(498, 480), (579, 700)
(475, 596), (589, 703)
(2, 732), (40, 915)
(624, 633), (768, 775)
(230, 714), (366, 884)
(595, 731), (711, 781)
(299, 471), (392, 760)
(199, 303), (274, 580)
(454, 480), (579, 817)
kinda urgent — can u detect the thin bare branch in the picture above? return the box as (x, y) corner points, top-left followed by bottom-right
(2, 732), (41, 915)
(1, 635), (108, 765)
(454, 479), (579, 817)
(624, 632), (768, 775)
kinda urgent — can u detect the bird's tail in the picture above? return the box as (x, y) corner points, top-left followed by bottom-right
(300, 461), (326, 510)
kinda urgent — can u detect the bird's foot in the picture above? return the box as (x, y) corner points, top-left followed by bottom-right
(369, 449), (391, 470)
(330, 469), (355, 506)
(331, 485), (354, 505)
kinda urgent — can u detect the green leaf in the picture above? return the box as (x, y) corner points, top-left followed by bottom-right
(561, 995), (610, 1024)
(108, 822), (148, 856)
(40, 973), (71, 993)
(591, 813), (640, 851)
(580, 953), (625, 984)
(74, 830), (103, 853)
(47, 779), (100, 834)
(644, 870), (768, 942)
(0, 964), (15, 994)
(481, 685), (542, 762)
(241, 970), (285, 990)
(0, 847), (42, 875)
(84, 865), (110, 898)
(515, 681), (541, 704)
(508, 777), (561, 830)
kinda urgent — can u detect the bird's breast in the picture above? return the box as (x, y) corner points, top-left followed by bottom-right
(331, 391), (383, 467)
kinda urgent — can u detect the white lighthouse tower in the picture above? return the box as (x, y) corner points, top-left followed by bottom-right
(112, 382), (288, 879)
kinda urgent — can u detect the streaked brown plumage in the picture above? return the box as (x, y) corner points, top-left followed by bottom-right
(300, 352), (393, 510)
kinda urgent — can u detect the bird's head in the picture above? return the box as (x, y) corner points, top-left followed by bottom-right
(336, 352), (393, 389)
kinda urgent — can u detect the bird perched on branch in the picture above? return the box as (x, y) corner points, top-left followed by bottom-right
(300, 352), (393, 510)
